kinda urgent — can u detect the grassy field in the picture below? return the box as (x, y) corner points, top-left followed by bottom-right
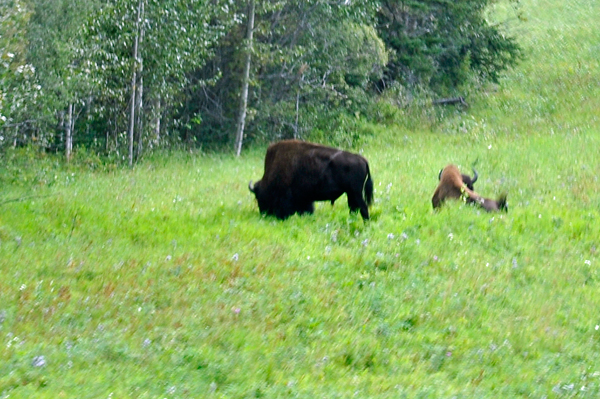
(2, 0), (600, 397)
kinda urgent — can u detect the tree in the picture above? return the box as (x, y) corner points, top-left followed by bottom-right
(0, 0), (37, 146)
(234, 0), (255, 156)
(83, 0), (231, 160)
(184, 0), (388, 148)
(376, 0), (522, 93)
(128, 0), (144, 166)
(24, 0), (100, 154)
(1, 0), (522, 155)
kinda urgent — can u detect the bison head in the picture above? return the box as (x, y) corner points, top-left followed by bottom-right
(248, 180), (270, 214)
(248, 180), (257, 194)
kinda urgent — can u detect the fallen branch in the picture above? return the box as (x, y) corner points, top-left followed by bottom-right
(0, 193), (57, 206)
(432, 96), (468, 107)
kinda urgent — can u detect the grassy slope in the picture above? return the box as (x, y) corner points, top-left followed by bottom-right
(2, 0), (600, 397)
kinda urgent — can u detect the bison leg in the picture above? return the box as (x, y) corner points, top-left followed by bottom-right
(296, 201), (315, 215)
(359, 203), (369, 220)
(274, 189), (295, 220)
(275, 205), (293, 220)
(348, 193), (369, 220)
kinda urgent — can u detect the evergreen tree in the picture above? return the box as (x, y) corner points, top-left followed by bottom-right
(377, 0), (522, 93)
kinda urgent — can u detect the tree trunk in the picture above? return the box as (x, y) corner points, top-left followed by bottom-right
(234, 0), (255, 157)
(128, 0), (143, 167)
(153, 97), (161, 145)
(86, 96), (92, 143)
(135, 5), (145, 161)
(294, 89), (300, 139)
(58, 110), (65, 148)
(65, 103), (73, 161)
(135, 74), (144, 159)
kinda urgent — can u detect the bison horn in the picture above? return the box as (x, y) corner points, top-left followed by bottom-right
(438, 169), (443, 181)
(471, 168), (478, 184)
(248, 180), (255, 193)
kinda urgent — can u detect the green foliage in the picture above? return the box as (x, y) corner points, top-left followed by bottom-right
(1, 0), (600, 394)
(0, 0), (38, 134)
(24, 0), (101, 150)
(80, 0), (231, 154)
(2, 0), (524, 155)
(183, 2), (389, 149)
(303, 21), (388, 90)
(377, 0), (522, 94)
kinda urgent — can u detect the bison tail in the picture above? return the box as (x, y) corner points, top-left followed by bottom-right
(363, 164), (374, 206)
(497, 193), (508, 212)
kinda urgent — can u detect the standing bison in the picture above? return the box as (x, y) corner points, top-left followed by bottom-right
(249, 140), (373, 220)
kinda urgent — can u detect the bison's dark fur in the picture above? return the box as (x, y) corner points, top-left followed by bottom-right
(433, 164), (507, 212)
(249, 140), (373, 220)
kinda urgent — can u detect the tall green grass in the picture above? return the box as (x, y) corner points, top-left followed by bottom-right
(2, 0), (600, 397)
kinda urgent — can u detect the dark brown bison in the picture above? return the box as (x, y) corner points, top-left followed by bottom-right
(439, 167), (478, 191)
(249, 140), (374, 220)
(432, 164), (507, 212)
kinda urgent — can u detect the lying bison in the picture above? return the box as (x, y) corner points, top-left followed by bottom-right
(432, 164), (507, 212)
(439, 166), (478, 191)
(249, 140), (373, 220)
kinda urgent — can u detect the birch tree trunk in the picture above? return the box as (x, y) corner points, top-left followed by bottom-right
(65, 103), (73, 161)
(135, 74), (144, 160)
(128, 0), (143, 167)
(153, 97), (161, 145)
(58, 110), (65, 148)
(135, 6), (145, 161)
(294, 89), (300, 139)
(234, 0), (255, 157)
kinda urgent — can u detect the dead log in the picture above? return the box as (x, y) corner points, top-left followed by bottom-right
(432, 96), (468, 107)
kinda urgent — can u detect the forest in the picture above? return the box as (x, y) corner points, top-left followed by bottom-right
(1, 0), (521, 163)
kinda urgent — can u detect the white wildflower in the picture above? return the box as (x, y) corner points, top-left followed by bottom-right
(32, 356), (46, 368)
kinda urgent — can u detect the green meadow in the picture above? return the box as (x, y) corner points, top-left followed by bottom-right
(2, 0), (600, 397)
